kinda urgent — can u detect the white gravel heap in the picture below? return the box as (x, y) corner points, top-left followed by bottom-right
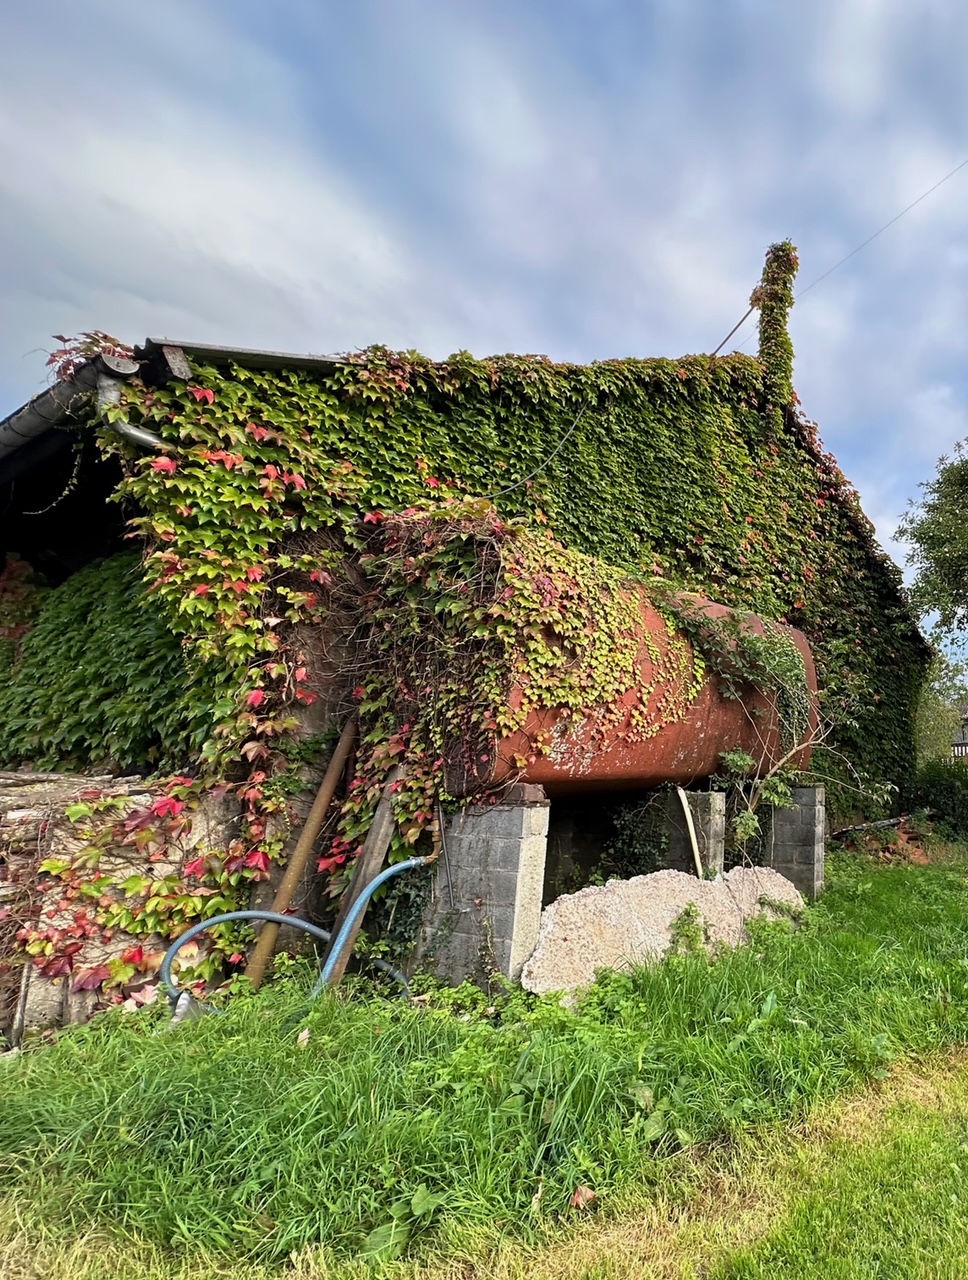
(520, 866), (804, 995)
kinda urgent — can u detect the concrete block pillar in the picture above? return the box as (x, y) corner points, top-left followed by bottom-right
(764, 785), (825, 900)
(663, 791), (726, 877)
(421, 785), (549, 984)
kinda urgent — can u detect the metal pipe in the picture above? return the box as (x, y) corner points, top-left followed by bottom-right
(95, 363), (164, 449)
(113, 419), (165, 449)
(245, 717), (357, 990)
(0, 354), (158, 463)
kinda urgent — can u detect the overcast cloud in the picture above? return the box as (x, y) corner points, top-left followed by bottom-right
(2, 0), (967, 567)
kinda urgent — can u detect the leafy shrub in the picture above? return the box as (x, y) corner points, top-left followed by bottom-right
(0, 553), (222, 774)
(903, 757), (968, 838)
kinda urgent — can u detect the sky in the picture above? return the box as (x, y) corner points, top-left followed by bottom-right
(2, 0), (967, 570)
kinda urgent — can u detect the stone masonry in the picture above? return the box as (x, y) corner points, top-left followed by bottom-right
(0, 771), (239, 1046)
(421, 784), (550, 984)
(762, 784), (825, 900)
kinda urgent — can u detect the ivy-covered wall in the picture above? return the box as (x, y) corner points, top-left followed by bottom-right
(0, 554), (218, 773)
(0, 245), (929, 996)
(1, 246), (928, 822)
(106, 354), (924, 799)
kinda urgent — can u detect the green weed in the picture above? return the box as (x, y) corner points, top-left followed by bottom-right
(3, 852), (968, 1268)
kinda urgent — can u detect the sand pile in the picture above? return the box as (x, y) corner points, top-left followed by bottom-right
(521, 866), (804, 995)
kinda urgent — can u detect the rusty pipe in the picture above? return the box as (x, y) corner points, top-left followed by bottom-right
(244, 716), (357, 989)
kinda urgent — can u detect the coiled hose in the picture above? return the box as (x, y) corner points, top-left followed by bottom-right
(159, 855), (431, 1011)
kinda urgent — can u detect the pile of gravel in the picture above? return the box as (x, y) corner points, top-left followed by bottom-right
(520, 866), (804, 995)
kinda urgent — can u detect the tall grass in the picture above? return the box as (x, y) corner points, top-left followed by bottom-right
(3, 852), (968, 1265)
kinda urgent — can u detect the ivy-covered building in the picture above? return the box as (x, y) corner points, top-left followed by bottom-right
(0, 243), (930, 1030)
(0, 247), (927, 797)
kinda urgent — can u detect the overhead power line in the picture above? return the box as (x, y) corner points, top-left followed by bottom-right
(711, 156), (968, 356)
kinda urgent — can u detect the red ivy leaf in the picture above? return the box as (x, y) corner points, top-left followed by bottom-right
(71, 963), (111, 992)
(246, 689), (266, 709)
(183, 855), (207, 878)
(41, 954), (75, 978)
(151, 796), (185, 819)
(188, 386), (215, 405)
(243, 848), (271, 873)
(316, 852), (348, 874)
(151, 457), (178, 474)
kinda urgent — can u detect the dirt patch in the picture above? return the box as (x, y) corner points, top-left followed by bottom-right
(835, 817), (932, 866)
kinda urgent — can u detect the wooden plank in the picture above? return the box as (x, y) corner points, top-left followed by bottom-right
(321, 766), (402, 986)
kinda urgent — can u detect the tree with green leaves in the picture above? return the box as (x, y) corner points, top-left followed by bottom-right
(897, 449), (968, 762)
(914, 652), (968, 765)
(899, 441), (968, 635)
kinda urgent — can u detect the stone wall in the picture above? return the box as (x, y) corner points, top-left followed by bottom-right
(0, 771), (239, 1046)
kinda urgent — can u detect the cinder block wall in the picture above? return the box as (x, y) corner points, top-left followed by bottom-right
(762, 785), (825, 900)
(663, 791), (726, 876)
(421, 785), (549, 984)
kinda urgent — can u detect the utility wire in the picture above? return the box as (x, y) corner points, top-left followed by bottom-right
(484, 403), (589, 502)
(710, 306), (755, 357)
(797, 157), (968, 299)
(711, 156), (968, 354)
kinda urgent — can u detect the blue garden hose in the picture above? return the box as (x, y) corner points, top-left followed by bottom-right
(308, 856), (431, 1000)
(159, 856), (432, 1010)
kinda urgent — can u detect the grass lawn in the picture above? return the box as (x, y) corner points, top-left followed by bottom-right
(3, 848), (968, 1277)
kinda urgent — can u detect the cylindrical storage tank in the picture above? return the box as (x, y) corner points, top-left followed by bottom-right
(447, 590), (818, 797)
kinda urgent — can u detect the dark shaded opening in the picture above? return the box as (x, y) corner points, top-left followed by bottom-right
(1, 430), (130, 581)
(543, 787), (672, 904)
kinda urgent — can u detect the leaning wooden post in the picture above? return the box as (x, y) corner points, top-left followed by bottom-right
(321, 764), (403, 986)
(244, 716), (357, 990)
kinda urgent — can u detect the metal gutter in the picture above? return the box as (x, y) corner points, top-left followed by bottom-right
(1, 339), (344, 471)
(0, 354), (143, 465)
(138, 338), (343, 374)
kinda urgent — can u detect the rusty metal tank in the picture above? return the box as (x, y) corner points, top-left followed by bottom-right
(448, 589), (818, 797)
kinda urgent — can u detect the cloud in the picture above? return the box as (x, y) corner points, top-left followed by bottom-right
(3, 0), (968, 585)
